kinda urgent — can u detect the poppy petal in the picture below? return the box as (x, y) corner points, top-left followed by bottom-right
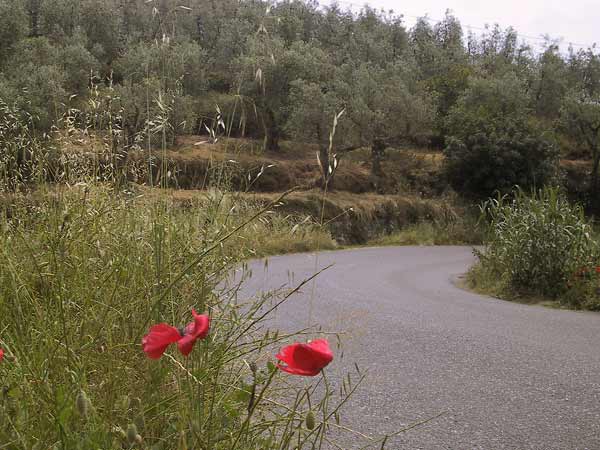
(190, 310), (210, 339)
(275, 342), (299, 365)
(177, 334), (196, 356)
(276, 362), (320, 376)
(291, 345), (328, 373)
(307, 339), (334, 366)
(275, 339), (333, 377)
(177, 310), (210, 356)
(142, 323), (181, 359)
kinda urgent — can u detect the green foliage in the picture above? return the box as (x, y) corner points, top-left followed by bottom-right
(446, 74), (530, 125)
(369, 213), (485, 246)
(237, 35), (333, 151)
(561, 93), (600, 146)
(411, 12), (469, 141)
(560, 91), (600, 197)
(477, 187), (600, 308)
(444, 75), (559, 197)
(534, 44), (569, 118)
(0, 0), (600, 196)
(0, 0), (28, 63)
(59, 42), (101, 96)
(115, 40), (208, 96)
(468, 25), (532, 79)
(337, 62), (435, 147)
(2, 37), (71, 130)
(0, 187), (361, 449)
(79, 0), (122, 63)
(38, 0), (81, 38)
(285, 80), (345, 149)
(0, 97), (57, 190)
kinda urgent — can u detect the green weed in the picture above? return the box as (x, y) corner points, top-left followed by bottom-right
(0, 186), (371, 449)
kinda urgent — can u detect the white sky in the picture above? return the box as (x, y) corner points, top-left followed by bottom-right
(325, 0), (600, 51)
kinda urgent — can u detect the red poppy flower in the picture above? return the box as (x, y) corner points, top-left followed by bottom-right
(595, 266), (600, 274)
(177, 310), (210, 356)
(142, 323), (181, 359)
(0, 348), (4, 361)
(142, 310), (210, 359)
(276, 339), (333, 376)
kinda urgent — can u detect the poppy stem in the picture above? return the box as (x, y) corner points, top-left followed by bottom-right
(231, 367), (278, 448)
(220, 265), (333, 359)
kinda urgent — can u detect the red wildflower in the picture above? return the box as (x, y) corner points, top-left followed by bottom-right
(595, 266), (600, 274)
(177, 310), (210, 356)
(0, 348), (4, 362)
(142, 310), (210, 359)
(276, 339), (333, 376)
(142, 323), (181, 359)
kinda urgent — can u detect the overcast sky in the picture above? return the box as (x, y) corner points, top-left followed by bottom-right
(325, 0), (599, 51)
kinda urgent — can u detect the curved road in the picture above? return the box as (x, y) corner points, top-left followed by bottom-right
(234, 246), (600, 449)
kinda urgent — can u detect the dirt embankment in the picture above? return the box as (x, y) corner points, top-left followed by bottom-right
(52, 135), (479, 245)
(56, 135), (595, 244)
(133, 136), (448, 197)
(169, 188), (462, 245)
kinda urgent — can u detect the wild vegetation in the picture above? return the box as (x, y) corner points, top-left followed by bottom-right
(469, 187), (600, 310)
(1, 0), (600, 200)
(0, 186), (400, 449)
(2, 1), (600, 448)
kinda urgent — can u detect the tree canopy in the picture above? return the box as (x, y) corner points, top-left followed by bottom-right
(1, 0), (600, 196)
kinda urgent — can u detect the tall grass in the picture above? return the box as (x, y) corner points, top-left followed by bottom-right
(369, 211), (484, 247)
(0, 98), (57, 190)
(469, 187), (600, 309)
(0, 186), (370, 449)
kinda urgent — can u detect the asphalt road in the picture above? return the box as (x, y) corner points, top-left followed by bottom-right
(233, 246), (600, 449)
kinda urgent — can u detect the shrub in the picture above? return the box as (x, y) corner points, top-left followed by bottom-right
(444, 75), (559, 198)
(477, 187), (599, 306)
(444, 125), (559, 197)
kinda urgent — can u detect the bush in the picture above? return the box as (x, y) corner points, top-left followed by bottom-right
(476, 187), (600, 308)
(444, 125), (559, 197)
(444, 75), (559, 198)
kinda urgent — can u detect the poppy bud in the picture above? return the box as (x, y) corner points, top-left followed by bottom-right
(126, 424), (139, 444)
(305, 410), (316, 430)
(75, 390), (90, 418)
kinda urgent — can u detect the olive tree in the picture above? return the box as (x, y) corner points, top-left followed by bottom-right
(0, 0), (28, 63)
(285, 79), (347, 187)
(238, 34), (333, 152)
